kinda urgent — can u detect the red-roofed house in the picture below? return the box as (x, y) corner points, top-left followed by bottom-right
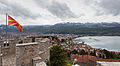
(71, 55), (97, 66)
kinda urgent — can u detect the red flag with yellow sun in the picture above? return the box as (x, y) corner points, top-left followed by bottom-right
(8, 15), (23, 32)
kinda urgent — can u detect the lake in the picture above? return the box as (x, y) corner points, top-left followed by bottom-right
(73, 36), (120, 51)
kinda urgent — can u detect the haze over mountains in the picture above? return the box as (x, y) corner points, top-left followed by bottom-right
(0, 22), (120, 35)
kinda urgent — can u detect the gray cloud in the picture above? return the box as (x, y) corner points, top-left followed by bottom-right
(35, 0), (78, 19)
(98, 0), (120, 16)
(0, 0), (39, 19)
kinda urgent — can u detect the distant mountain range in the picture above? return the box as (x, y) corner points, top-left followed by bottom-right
(0, 22), (120, 35)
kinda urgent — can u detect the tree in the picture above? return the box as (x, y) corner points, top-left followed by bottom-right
(61, 39), (66, 42)
(71, 49), (88, 55)
(31, 37), (35, 42)
(90, 50), (96, 56)
(79, 50), (88, 55)
(72, 49), (79, 54)
(102, 49), (110, 59)
(50, 46), (68, 66)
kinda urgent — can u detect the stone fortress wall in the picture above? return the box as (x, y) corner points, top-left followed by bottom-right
(0, 37), (50, 66)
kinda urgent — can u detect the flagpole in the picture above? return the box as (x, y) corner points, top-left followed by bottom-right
(6, 13), (7, 40)
(1, 13), (8, 66)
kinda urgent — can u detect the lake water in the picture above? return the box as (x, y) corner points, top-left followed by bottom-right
(73, 36), (120, 51)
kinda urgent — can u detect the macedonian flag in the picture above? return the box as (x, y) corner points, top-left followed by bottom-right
(8, 15), (23, 32)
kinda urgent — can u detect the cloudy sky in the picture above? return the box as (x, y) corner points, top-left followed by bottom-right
(0, 0), (120, 25)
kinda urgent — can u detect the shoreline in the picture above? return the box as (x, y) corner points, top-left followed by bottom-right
(72, 36), (120, 52)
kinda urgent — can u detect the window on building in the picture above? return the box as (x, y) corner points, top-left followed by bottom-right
(3, 42), (9, 47)
(19, 40), (23, 44)
(4, 43), (6, 46)
(7, 43), (9, 46)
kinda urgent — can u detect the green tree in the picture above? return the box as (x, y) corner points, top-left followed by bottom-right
(90, 50), (96, 56)
(50, 46), (68, 66)
(61, 39), (66, 42)
(102, 49), (110, 59)
(32, 37), (35, 42)
(72, 49), (79, 54)
(71, 49), (88, 55)
(79, 50), (88, 55)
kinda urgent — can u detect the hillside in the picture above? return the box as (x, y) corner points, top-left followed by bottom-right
(0, 22), (120, 35)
